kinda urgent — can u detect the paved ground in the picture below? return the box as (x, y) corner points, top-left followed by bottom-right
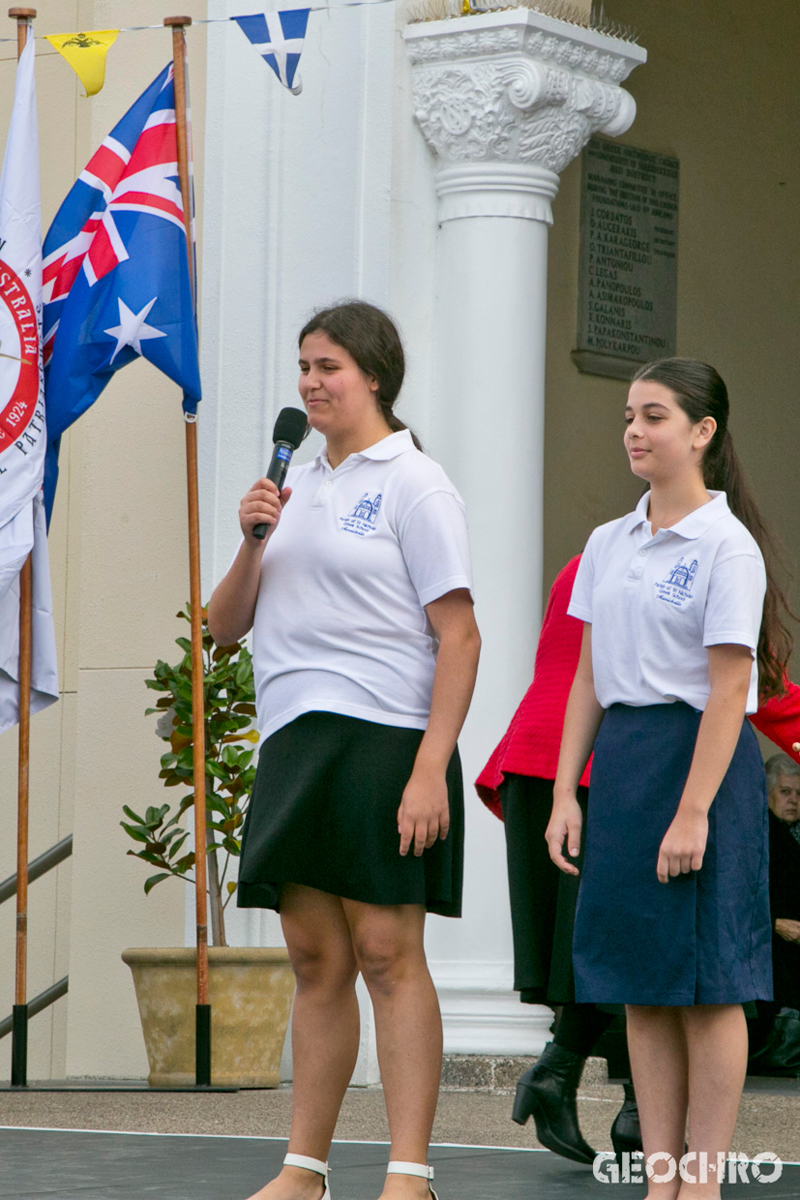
(1, 1077), (798, 1160)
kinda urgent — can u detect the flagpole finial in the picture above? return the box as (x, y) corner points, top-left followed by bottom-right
(164, 15), (192, 26)
(8, 8), (37, 18)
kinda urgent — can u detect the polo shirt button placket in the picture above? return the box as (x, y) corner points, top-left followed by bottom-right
(627, 543), (648, 583)
(312, 470), (334, 509)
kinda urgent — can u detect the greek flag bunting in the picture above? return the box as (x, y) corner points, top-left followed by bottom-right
(232, 11), (310, 93)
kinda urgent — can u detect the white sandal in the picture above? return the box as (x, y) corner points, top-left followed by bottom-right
(284, 1153), (331, 1198)
(386, 1161), (439, 1200)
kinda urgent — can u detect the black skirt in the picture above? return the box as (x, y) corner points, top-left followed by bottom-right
(237, 711), (464, 917)
(500, 774), (589, 1005)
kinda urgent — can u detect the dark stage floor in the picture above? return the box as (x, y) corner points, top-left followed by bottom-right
(1, 1129), (799, 1200)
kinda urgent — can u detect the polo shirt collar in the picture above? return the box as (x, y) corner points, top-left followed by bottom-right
(627, 490), (731, 541)
(315, 429), (414, 468)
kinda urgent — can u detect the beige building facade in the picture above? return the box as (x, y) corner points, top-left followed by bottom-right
(1, 0), (798, 1081)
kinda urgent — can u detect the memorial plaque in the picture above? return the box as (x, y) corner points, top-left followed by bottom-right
(572, 137), (679, 380)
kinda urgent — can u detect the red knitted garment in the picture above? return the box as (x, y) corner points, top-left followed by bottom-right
(475, 556), (591, 819)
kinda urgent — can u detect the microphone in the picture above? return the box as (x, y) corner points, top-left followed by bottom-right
(253, 407), (309, 540)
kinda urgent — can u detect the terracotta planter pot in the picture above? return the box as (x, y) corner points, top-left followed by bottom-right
(122, 946), (295, 1087)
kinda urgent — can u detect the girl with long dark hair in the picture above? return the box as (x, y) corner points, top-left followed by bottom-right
(546, 358), (789, 1198)
(209, 301), (480, 1200)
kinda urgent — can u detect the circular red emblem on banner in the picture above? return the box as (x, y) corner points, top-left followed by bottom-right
(0, 261), (40, 454)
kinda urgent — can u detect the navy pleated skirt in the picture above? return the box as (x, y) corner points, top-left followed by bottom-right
(572, 702), (773, 1006)
(237, 711), (464, 917)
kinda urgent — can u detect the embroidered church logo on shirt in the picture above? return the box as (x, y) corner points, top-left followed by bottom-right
(340, 492), (382, 537)
(655, 557), (699, 608)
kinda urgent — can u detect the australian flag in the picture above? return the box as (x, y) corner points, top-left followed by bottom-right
(42, 62), (201, 517)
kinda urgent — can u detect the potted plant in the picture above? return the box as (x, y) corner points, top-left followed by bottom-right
(120, 607), (294, 1087)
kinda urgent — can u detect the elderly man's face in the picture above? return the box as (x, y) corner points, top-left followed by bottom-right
(768, 774), (800, 823)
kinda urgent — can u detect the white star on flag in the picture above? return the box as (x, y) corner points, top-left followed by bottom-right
(104, 296), (167, 364)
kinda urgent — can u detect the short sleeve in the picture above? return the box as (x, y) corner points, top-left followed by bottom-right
(399, 489), (473, 608)
(703, 552), (766, 652)
(567, 533), (598, 623)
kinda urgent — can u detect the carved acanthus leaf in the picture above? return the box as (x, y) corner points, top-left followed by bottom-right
(410, 57), (634, 171)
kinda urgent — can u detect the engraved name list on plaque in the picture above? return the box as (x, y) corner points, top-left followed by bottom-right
(573, 137), (679, 381)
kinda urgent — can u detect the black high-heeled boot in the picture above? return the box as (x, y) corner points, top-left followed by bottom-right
(610, 1082), (642, 1157)
(511, 1042), (598, 1165)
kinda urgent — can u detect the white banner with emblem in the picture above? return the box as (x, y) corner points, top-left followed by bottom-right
(0, 29), (58, 735)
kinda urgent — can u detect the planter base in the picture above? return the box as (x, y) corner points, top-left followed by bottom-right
(122, 947), (294, 1088)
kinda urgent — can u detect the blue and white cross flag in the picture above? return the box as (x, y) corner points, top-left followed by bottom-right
(232, 11), (311, 94)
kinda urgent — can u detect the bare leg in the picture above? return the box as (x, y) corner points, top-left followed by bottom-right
(626, 1005), (687, 1200)
(678, 1004), (747, 1200)
(344, 900), (440, 1200)
(245, 885), (360, 1200)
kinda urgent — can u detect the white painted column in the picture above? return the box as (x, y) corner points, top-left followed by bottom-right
(404, 11), (645, 1055)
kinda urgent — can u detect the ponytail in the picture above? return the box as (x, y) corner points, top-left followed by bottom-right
(633, 358), (793, 699)
(378, 405), (423, 451)
(299, 301), (423, 451)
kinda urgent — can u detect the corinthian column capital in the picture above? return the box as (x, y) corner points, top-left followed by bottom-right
(404, 10), (646, 222)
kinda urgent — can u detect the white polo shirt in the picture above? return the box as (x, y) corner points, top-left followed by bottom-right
(249, 430), (473, 740)
(568, 491), (766, 713)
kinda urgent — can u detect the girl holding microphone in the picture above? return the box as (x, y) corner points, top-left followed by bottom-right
(547, 358), (790, 1198)
(209, 301), (480, 1200)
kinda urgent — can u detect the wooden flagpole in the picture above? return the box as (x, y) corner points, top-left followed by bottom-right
(9, 3), (36, 1092)
(164, 14), (211, 1088)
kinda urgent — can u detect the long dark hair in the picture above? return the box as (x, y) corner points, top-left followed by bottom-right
(298, 300), (422, 450)
(632, 357), (793, 699)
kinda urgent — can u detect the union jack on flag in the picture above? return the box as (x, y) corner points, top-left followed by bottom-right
(42, 61), (201, 517)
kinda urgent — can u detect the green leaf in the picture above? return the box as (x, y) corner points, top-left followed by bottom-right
(234, 658), (252, 688)
(161, 827), (186, 846)
(136, 850), (169, 868)
(167, 832), (190, 859)
(226, 881), (237, 896)
(206, 793), (232, 817)
(176, 747), (196, 771)
(144, 872), (173, 895)
(120, 821), (151, 844)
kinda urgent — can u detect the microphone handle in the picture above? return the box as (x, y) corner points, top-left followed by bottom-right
(253, 442), (293, 541)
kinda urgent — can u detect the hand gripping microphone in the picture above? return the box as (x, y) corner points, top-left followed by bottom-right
(252, 407), (309, 540)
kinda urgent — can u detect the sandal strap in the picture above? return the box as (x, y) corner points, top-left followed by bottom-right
(387, 1161), (434, 1181)
(284, 1153), (329, 1178)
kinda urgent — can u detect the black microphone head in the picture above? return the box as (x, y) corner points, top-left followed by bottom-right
(273, 406), (308, 450)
